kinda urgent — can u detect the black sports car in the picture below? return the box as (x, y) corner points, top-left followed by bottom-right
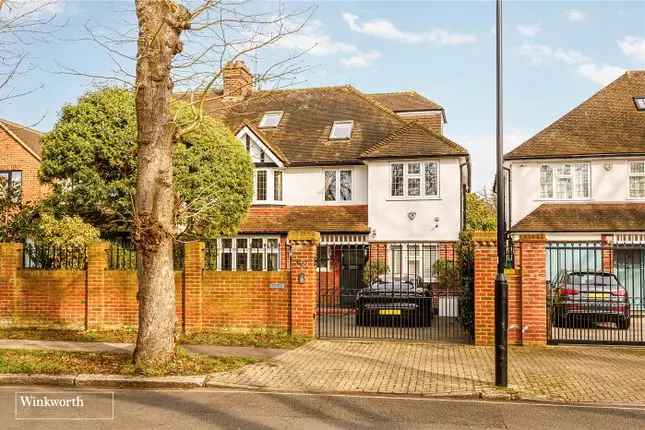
(355, 276), (432, 327)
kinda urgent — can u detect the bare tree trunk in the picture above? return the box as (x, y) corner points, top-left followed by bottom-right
(133, 0), (190, 368)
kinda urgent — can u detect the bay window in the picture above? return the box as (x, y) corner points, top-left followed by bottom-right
(389, 244), (438, 281)
(630, 161), (645, 198)
(389, 161), (439, 199)
(539, 163), (590, 200)
(216, 237), (281, 271)
(324, 169), (352, 202)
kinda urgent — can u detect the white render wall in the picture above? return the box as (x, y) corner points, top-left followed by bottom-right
(366, 158), (465, 242)
(507, 157), (641, 228)
(281, 165), (368, 205)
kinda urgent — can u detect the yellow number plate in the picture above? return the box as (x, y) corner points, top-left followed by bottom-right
(588, 293), (610, 300)
(379, 309), (401, 316)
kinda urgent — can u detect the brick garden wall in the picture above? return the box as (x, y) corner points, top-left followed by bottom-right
(0, 233), (321, 336)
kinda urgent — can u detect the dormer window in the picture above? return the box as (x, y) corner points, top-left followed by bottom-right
(634, 97), (645, 111)
(259, 111), (283, 128)
(330, 120), (353, 139)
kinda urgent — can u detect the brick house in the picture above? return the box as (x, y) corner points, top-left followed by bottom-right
(0, 118), (46, 203)
(195, 61), (470, 303)
(504, 70), (645, 308)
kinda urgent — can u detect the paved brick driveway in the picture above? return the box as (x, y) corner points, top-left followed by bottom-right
(209, 340), (645, 404)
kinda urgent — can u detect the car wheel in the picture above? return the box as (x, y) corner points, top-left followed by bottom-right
(617, 316), (631, 330)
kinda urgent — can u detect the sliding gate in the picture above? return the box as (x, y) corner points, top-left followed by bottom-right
(547, 241), (645, 345)
(316, 242), (468, 342)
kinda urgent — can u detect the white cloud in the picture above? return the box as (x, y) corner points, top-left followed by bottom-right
(565, 9), (587, 22)
(516, 24), (541, 38)
(619, 36), (645, 64)
(342, 12), (477, 46)
(341, 50), (381, 68)
(577, 63), (625, 85)
(519, 43), (590, 65)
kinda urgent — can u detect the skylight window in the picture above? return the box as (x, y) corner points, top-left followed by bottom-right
(259, 111), (283, 128)
(330, 120), (353, 139)
(634, 97), (645, 112)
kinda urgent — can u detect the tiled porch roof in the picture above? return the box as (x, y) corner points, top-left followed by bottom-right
(239, 205), (369, 234)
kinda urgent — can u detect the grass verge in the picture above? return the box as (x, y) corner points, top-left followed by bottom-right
(0, 327), (310, 349)
(0, 348), (255, 377)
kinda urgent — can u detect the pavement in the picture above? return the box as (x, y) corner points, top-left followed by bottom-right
(0, 339), (286, 360)
(209, 340), (645, 404)
(2, 386), (644, 429)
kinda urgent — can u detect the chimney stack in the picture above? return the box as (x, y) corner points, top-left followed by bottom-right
(223, 60), (254, 97)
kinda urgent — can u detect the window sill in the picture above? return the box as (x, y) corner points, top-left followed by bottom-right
(386, 196), (441, 202)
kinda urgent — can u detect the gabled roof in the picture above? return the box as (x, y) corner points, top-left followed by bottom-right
(361, 121), (467, 159)
(236, 120), (288, 164)
(506, 71), (645, 160)
(198, 85), (466, 166)
(0, 118), (43, 159)
(239, 205), (369, 233)
(511, 203), (645, 233)
(368, 91), (444, 112)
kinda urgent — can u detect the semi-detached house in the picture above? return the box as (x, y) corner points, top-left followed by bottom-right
(201, 61), (470, 285)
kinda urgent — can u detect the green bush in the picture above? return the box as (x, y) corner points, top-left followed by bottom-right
(362, 260), (388, 285)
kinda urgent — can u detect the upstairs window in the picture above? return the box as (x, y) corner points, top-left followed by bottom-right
(324, 169), (352, 201)
(539, 163), (590, 200)
(330, 120), (353, 139)
(0, 170), (21, 202)
(253, 169), (283, 204)
(255, 170), (267, 201)
(390, 161), (439, 199)
(630, 161), (645, 198)
(634, 97), (645, 111)
(259, 111), (283, 128)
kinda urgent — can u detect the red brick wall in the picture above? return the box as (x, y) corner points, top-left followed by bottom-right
(473, 232), (547, 346)
(0, 127), (47, 203)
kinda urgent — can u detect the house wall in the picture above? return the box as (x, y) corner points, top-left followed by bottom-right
(508, 157), (643, 229)
(0, 126), (46, 202)
(366, 158), (464, 241)
(282, 165), (368, 205)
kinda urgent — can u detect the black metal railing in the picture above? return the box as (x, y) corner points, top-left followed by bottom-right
(107, 239), (185, 271)
(22, 243), (87, 270)
(504, 233), (515, 269)
(316, 242), (468, 342)
(204, 239), (284, 272)
(547, 241), (644, 345)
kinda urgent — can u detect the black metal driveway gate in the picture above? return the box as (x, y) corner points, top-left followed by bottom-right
(547, 241), (645, 345)
(316, 242), (469, 342)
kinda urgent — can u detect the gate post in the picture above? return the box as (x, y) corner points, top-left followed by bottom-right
(473, 232), (497, 345)
(183, 241), (204, 334)
(86, 241), (107, 330)
(0, 243), (22, 324)
(288, 230), (320, 337)
(519, 234), (547, 346)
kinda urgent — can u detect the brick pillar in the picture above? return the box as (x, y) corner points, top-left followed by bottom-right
(473, 232), (496, 345)
(0, 243), (22, 323)
(288, 230), (320, 337)
(183, 241), (204, 333)
(519, 234), (547, 346)
(601, 234), (613, 272)
(86, 241), (107, 330)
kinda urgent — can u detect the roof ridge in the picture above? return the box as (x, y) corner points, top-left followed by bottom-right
(0, 118), (44, 135)
(344, 85), (409, 126)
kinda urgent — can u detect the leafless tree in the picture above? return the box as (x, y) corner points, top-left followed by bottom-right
(131, 0), (310, 368)
(0, 0), (60, 103)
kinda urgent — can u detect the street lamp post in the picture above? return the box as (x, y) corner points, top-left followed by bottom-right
(495, 0), (508, 387)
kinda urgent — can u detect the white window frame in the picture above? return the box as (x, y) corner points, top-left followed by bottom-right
(216, 236), (281, 272)
(388, 160), (440, 200)
(388, 243), (438, 282)
(259, 111), (284, 128)
(323, 168), (353, 202)
(629, 160), (645, 199)
(317, 245), (331, 271)
(253, 168), (284, 204)
(538, 162), (591, 201)
(634, 97), (645, 111)
(329, 120), (354, 140)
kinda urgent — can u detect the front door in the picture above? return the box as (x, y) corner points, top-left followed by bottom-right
(340, 246), (365, 307)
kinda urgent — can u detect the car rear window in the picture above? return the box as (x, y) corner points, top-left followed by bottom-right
(566, 273), (618, 286)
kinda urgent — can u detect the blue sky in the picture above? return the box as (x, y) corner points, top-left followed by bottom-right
(2, 1), (644, 189)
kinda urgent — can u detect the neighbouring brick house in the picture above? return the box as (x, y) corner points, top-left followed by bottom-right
(504, 70), (645, 309)
(196, 61), (470, 305)
(0, 118), (46, 203)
